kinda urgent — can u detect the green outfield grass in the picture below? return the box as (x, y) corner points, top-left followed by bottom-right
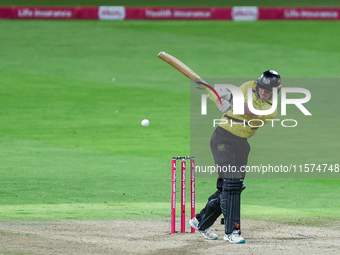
(0, 19), (339, 227)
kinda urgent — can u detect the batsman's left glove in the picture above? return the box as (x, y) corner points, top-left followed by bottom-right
(207, 84), (232, 101)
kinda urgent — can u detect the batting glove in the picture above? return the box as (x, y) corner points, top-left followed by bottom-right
(207, 85), (232, 103)
(217, 97), (232, 113)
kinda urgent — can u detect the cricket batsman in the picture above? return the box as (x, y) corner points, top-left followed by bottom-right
(189, 70), (282, 243)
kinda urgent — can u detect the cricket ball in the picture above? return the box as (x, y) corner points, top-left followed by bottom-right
(141, 119), (150, 127)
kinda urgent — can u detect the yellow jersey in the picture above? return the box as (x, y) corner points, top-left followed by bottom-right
(219, 81), (277, 138)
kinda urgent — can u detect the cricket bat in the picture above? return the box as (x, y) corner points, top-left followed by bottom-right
(157, 51), (211, 89)
(158, 51), (222, 104)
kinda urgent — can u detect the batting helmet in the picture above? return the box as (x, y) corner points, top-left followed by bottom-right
(256, 70), (281, 92)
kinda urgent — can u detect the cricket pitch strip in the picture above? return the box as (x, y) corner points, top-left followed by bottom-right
(0, 218), (340, 254)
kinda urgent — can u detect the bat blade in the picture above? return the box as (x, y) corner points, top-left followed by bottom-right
(157, 51), (208, 90)
(158, 51), (222, 104)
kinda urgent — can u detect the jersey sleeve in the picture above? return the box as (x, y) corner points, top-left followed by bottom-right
(239, 81), (253, 96)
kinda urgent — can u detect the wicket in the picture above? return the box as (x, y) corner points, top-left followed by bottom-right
(171, 156), (195, 234)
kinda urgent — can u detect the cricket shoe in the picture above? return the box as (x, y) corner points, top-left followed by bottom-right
(199, 228), (218, 240)
(189, 217), (218, 240)
(188, 217), (199, 230)
(223, 230), (245, 244)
